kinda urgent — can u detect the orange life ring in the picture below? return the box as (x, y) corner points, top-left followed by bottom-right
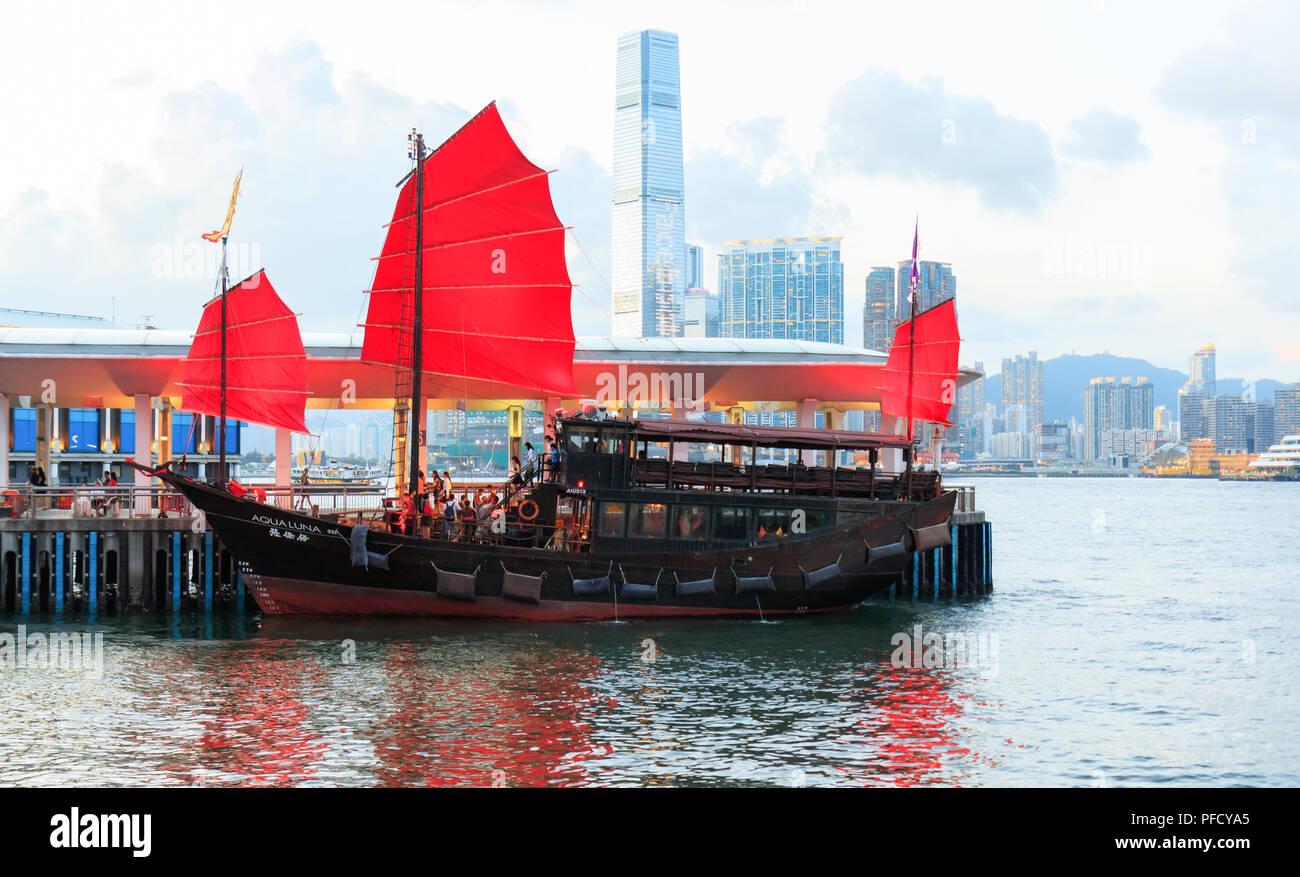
(517, 499), (539, 522)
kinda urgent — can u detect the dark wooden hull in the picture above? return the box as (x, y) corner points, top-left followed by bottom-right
(158, 472), (954, 619)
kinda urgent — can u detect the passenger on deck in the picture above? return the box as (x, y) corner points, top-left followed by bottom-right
(442, 496), (458, 540)
(509, 455), (523, 487)
(545, 438), (560, 481)
(458, 495), (476, 541)
(524, 442), (538, 484)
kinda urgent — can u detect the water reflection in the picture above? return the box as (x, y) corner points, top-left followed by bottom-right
(0, 609), (988, 787)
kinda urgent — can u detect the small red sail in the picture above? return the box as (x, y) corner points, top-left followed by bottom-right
(879, 298), (961, 430)
(179, 270), (310, 434)
(360, 102), (576, 394)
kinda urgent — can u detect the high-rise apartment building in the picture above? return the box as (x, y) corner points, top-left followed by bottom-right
(683, 287), (720, 337)
(862, 267), (896, 352)
(1084, 376), (1155, 459)
(1275, 383), (1300, 438)
(1001, 352), (1045, 435)
(717, 238), (844, 343)
(611, 29), (686, 338)
(1187, 343), (1216, 395)
(896, 259), (955, 319)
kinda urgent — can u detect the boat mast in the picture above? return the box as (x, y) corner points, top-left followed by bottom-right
(218, 235), (229, 486)
(407, 132), (426, 498)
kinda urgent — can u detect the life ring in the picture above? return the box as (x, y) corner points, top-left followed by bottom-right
(517, 499), (539, 522)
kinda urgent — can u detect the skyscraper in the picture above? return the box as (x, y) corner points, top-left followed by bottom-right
(683, 287), (720, 337)
(862, 267), (895, 352)
(611, 29), (686, 338)
(1001, 352), (1045, 435)
(896, 259), (956, 319)
(1276, 383), (1300, 437)
(717, 238), (844, 343)
(1187, 343), (1216, 395)
(686, 243), (705, 289)
(1085, 377), (1155, 459)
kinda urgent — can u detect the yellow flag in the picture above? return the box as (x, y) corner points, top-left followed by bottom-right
(202, 169), (243, 242)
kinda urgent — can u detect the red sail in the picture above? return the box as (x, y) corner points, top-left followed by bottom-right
(179, 270), (310, 434)
(361, 102), (576, 394)
(879, 298), (961, 429)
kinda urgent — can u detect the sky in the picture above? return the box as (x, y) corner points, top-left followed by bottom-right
(1, 0), (1297, 382)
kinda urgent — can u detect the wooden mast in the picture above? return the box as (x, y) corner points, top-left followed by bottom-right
(407, 132), (426, 499)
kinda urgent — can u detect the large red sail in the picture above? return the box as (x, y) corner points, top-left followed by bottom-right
(361, 103), (576, 394)
(879, 298), (961, 429)
(179, 270), (310, 434)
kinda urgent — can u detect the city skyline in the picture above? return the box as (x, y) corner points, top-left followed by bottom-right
(2, 2), (1298, 382)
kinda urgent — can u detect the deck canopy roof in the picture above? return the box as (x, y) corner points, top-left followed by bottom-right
(586, 417), (914, 451)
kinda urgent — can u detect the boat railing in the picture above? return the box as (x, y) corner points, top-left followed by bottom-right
(947, 483), (977, 513)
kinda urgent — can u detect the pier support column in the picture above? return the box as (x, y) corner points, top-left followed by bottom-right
(506, 404), (523, 471)
(35, 403), (52, 484)
(880, 415), (906, 474)
(821, 406), (843, 467)
(0, 392), (8, 488)
(134, 394), (153, 516)
(156, 399), (173, 469)
(275, 428), (292, 509)
(798, 399), (818, 466)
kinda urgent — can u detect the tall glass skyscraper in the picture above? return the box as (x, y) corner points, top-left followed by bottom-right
(717, 238), (844, 344)
(611, 29), (686, 338)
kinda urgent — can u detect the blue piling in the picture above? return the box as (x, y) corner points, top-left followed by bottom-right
(911, 552), (919, 600)
(203, 530), (213, 613)
(171, 531), (181, 611)
(985, 521), (992, 587)
(54, 531), (65, 614)
(235, 566), (244, 613)
(20, 533), (31, 614)
(932, 547), (940, 602)
(88, 532), (98, 613)
(951, 525), (958, 595)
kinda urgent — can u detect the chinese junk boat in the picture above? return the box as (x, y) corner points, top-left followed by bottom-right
(136, 103), (962, 619)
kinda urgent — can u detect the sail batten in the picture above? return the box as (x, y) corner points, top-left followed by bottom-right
(179, 269), (310, 435)
(879, 298), (961, 429)
(360, 103), (577, 395)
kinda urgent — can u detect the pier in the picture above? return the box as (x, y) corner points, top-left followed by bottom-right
(0, 480), (990, 614)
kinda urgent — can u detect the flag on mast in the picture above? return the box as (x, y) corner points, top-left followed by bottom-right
(909, 217), (920, 305)
(202, 169), (243, 242)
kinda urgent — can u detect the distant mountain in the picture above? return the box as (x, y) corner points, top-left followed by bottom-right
(981, 354), (1292, 425)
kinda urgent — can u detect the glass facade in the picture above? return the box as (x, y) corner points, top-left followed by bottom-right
(862, 266), (895, 352)
(67, 408), (101, 452)
(611, 29), (686, 338)
(896, 260), (956, 319)
(717, 238), (844, 344)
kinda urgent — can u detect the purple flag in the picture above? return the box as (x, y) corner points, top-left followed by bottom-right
(909, 218), (920, 305)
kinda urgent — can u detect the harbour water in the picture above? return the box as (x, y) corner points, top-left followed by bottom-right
(0, 476), (1295, 787)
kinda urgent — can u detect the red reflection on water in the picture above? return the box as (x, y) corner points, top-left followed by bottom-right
(829, 658), (975, 787)
(370, 642), (611, 787)
(194, 655), (330, 786)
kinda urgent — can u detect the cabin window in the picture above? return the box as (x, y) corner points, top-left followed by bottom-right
(756, 509), (792, 540)
(804, 509), (834, 532)
(627, 502), (667, 539)
(713, 507), (750, 541)
(597, 502), (626, 538)
(672, 505), (708, 541)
